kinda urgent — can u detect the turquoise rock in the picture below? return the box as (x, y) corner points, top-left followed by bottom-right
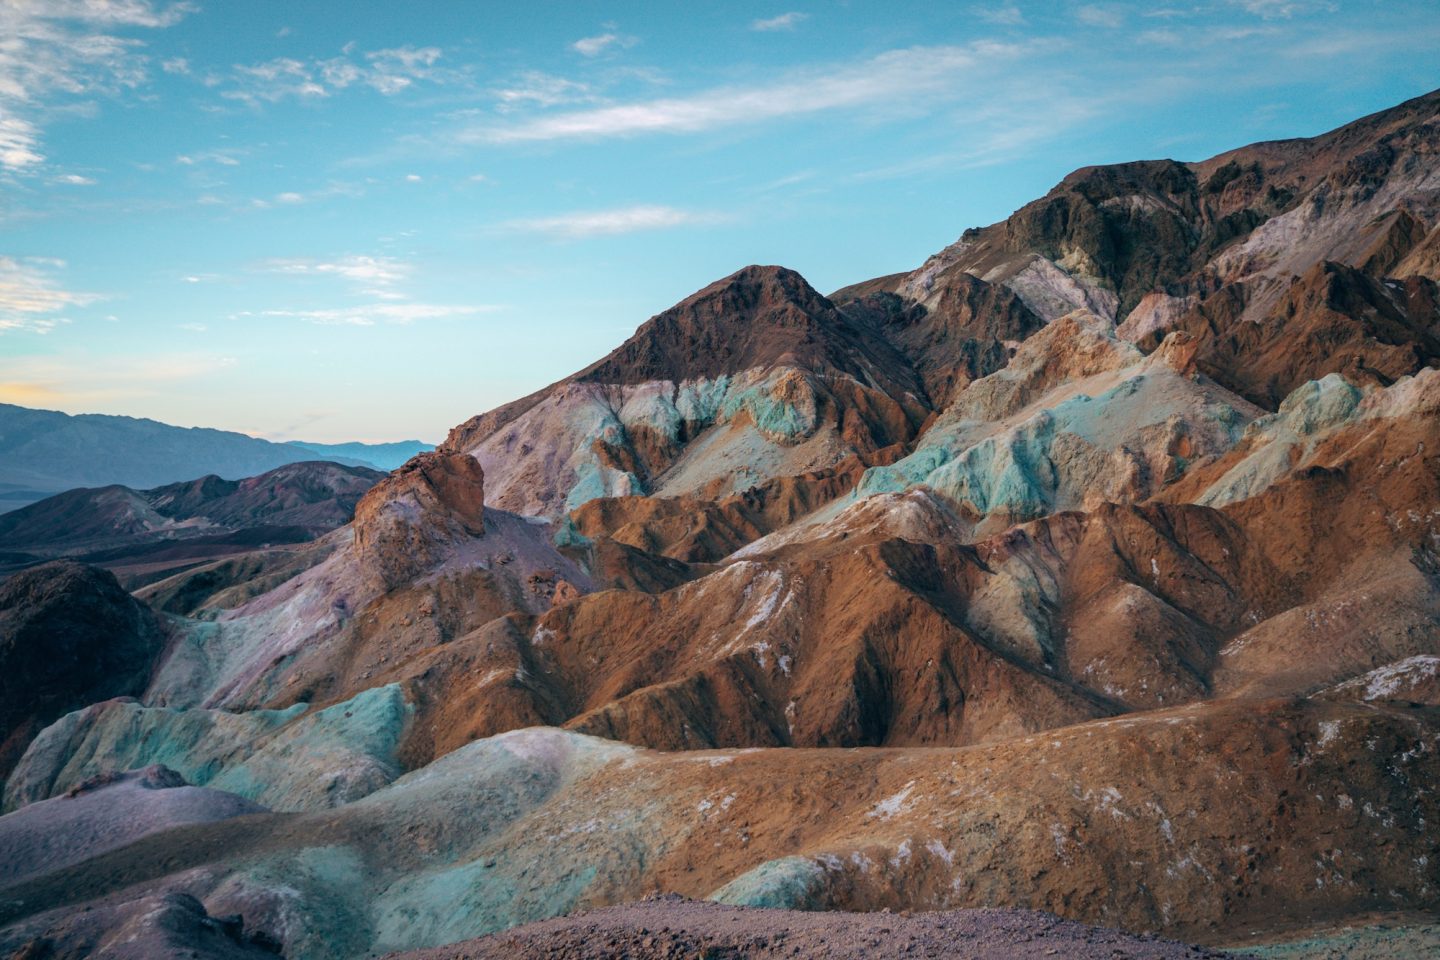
(5, 684), (411, 813)
(709, 856), (829, 909)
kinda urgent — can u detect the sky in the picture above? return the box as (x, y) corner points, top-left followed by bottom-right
(1, 1), (1437, 444)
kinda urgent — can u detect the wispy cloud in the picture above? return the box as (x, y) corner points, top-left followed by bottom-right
(1076, 5), (1125, 28)
(176, 149), (241, 166)
(248, 302), (495, 326)
(247, 181), (365, 209)
(1230, 0), (1337, 18)
(571, 33), (637, 56)
(504, 205), (726, 239)
(51, 173), (96, 185)
(263, 254), (412, 298)
(0, 256), (100, 334)
(468, 42), (1039, 145)
(0, 116), (43, 170)
(255, 253), (497, 321)
(0, 0), (193, 171)
(494, 71), (595, 110)
(972, 4), (1025, 26)
(220, 45), (449, 105)
(751, 12), (808, 32)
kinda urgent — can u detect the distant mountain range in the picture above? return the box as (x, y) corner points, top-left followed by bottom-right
(284, 439), (433, 470)
(0, 460), (384, 604)
(0, 403), (430, 513)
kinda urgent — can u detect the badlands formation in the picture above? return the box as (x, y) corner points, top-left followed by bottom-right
(3, 90), (1440, 958)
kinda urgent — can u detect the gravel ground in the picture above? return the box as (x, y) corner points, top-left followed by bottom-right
(391, 895), (1244, 959)
(1228, 921), (1440, 959)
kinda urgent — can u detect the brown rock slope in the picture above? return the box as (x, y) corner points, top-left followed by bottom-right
(1135, 261), (1440, 407)
(837, 88), (1440, 411)
(0, 702), (1433, 956)
(376, 365), (1440, 753)
(352, 451), (487, 589)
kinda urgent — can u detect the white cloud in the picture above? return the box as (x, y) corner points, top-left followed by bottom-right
(176, 149), (241, 166)
(571, 33), (624, 56)
(26, 2), (196, 29)
(0, 256), (101, 334)
(161, 56), (189, 74)
(52, 173), (96, 185)
(227, 58), (326, 102)
(252, 302), (493, 326)
(469, 42), (1037, 145)
(504, 205), (724, 239)
(0, 116), (44, 169)
(248, 181), (365, 210)
(405, 173), (422, 182)
(751, 12), (808, 31)
(973, 4), (1025, 25)
(265, 255), (412, 291)
(1076, 5), (1124, 28)
(222, 45), (448, 105)
(1230, 0), (1336, 17)
(494, 71), (594, 110)
(0, 0), (193, 170)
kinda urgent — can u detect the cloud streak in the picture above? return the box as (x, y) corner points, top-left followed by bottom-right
(0, 256), (100, 334)
(465, 42), (1037, 144)
(751, 12), (808, 31)
(503, 205), (726, 238)
(220, 45), (449, 105)
(264, 254), (412, 298)
(250, 302), (495, 326)
(0, 0), (192, 170)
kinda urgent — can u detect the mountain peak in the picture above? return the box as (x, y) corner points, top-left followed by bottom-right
(576, 264), (845, 386)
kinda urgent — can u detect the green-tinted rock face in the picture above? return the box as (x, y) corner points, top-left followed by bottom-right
(1274, 374), (1364, 434)
(209, 728), (637, 959)
(709, 856), (829, 909)
(4, 684), (410, 813)
(1198, 374), (1368, 508)
(859, 367), (1253, 522)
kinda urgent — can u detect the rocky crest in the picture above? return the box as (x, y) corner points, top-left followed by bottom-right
(353, 452), (486, 588)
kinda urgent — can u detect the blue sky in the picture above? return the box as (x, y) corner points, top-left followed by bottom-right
(1, 1), (1437, 443)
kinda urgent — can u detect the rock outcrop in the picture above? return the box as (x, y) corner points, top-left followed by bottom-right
(0, 562), (165, 777)
(352, 451), (486, 588)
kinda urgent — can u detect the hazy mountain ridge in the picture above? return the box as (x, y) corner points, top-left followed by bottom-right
(0, 403), (429, 513)
(287, 439), (434, 471)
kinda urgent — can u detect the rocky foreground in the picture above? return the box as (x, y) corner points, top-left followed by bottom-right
(2, 90), (1440, 959)
(393, 896), (1233, 959)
